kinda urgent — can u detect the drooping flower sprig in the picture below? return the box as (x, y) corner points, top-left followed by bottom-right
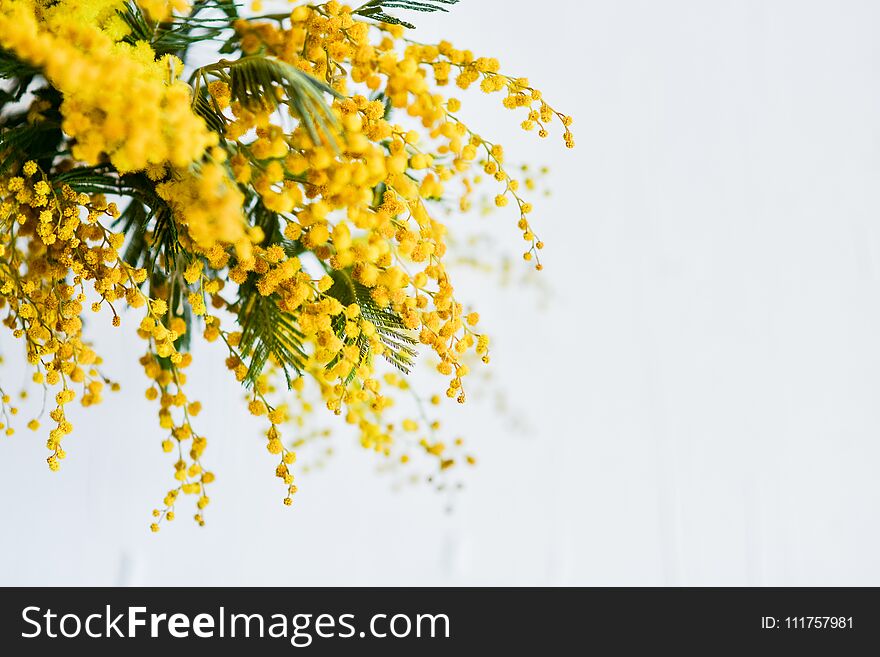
(0, 0), (573, 529)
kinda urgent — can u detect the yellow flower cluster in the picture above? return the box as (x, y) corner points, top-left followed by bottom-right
(140, 345), (213, 530)
(155, 157), (253, 261)
(235, 1), (572, 264)
(0, 0), (573, 527)
(0, 0), (215, 172)
(0, 161), (137, 468)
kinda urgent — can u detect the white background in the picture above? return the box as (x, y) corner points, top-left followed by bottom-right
(3, 0), (880, 585)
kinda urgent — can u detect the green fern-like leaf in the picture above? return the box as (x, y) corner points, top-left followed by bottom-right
(0, 88), (63, 174)
(0, 122), (58, 173)
(194, 56), (341, 147)
(102, 173), (183, 275)
(119, 1), (240, 57)
(0, 48), (38, 81)
(354, 0), (459, 29)
(192, 89), (229, 136)
(327, 269), (417, 381)
(55, 166), (124, 195)
(237, 282), (308, 389)
(114, 199), (151, 268)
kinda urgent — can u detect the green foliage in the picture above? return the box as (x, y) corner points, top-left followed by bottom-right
(193, 56), (341, 147)
(354, 0), (460, 29)
(119, 0), (240, 57)
(192, 90), (229, 135)
(0, 50), (52, 172)
(118, 3), (153, 44)
(115, 200), (152, 268)
(112, 191), (192, 354)
(0, 48), (38, 81)
(105, 175), (183, 275)
(233, 264), (418, 390)
(328, 269), (418, 381)
(55, 165), (125, 195)
(237, 281), (308, 389)
(0, 88), (63, 174)
(0, 122), (58, 174)
(163, 261), (194, 353)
